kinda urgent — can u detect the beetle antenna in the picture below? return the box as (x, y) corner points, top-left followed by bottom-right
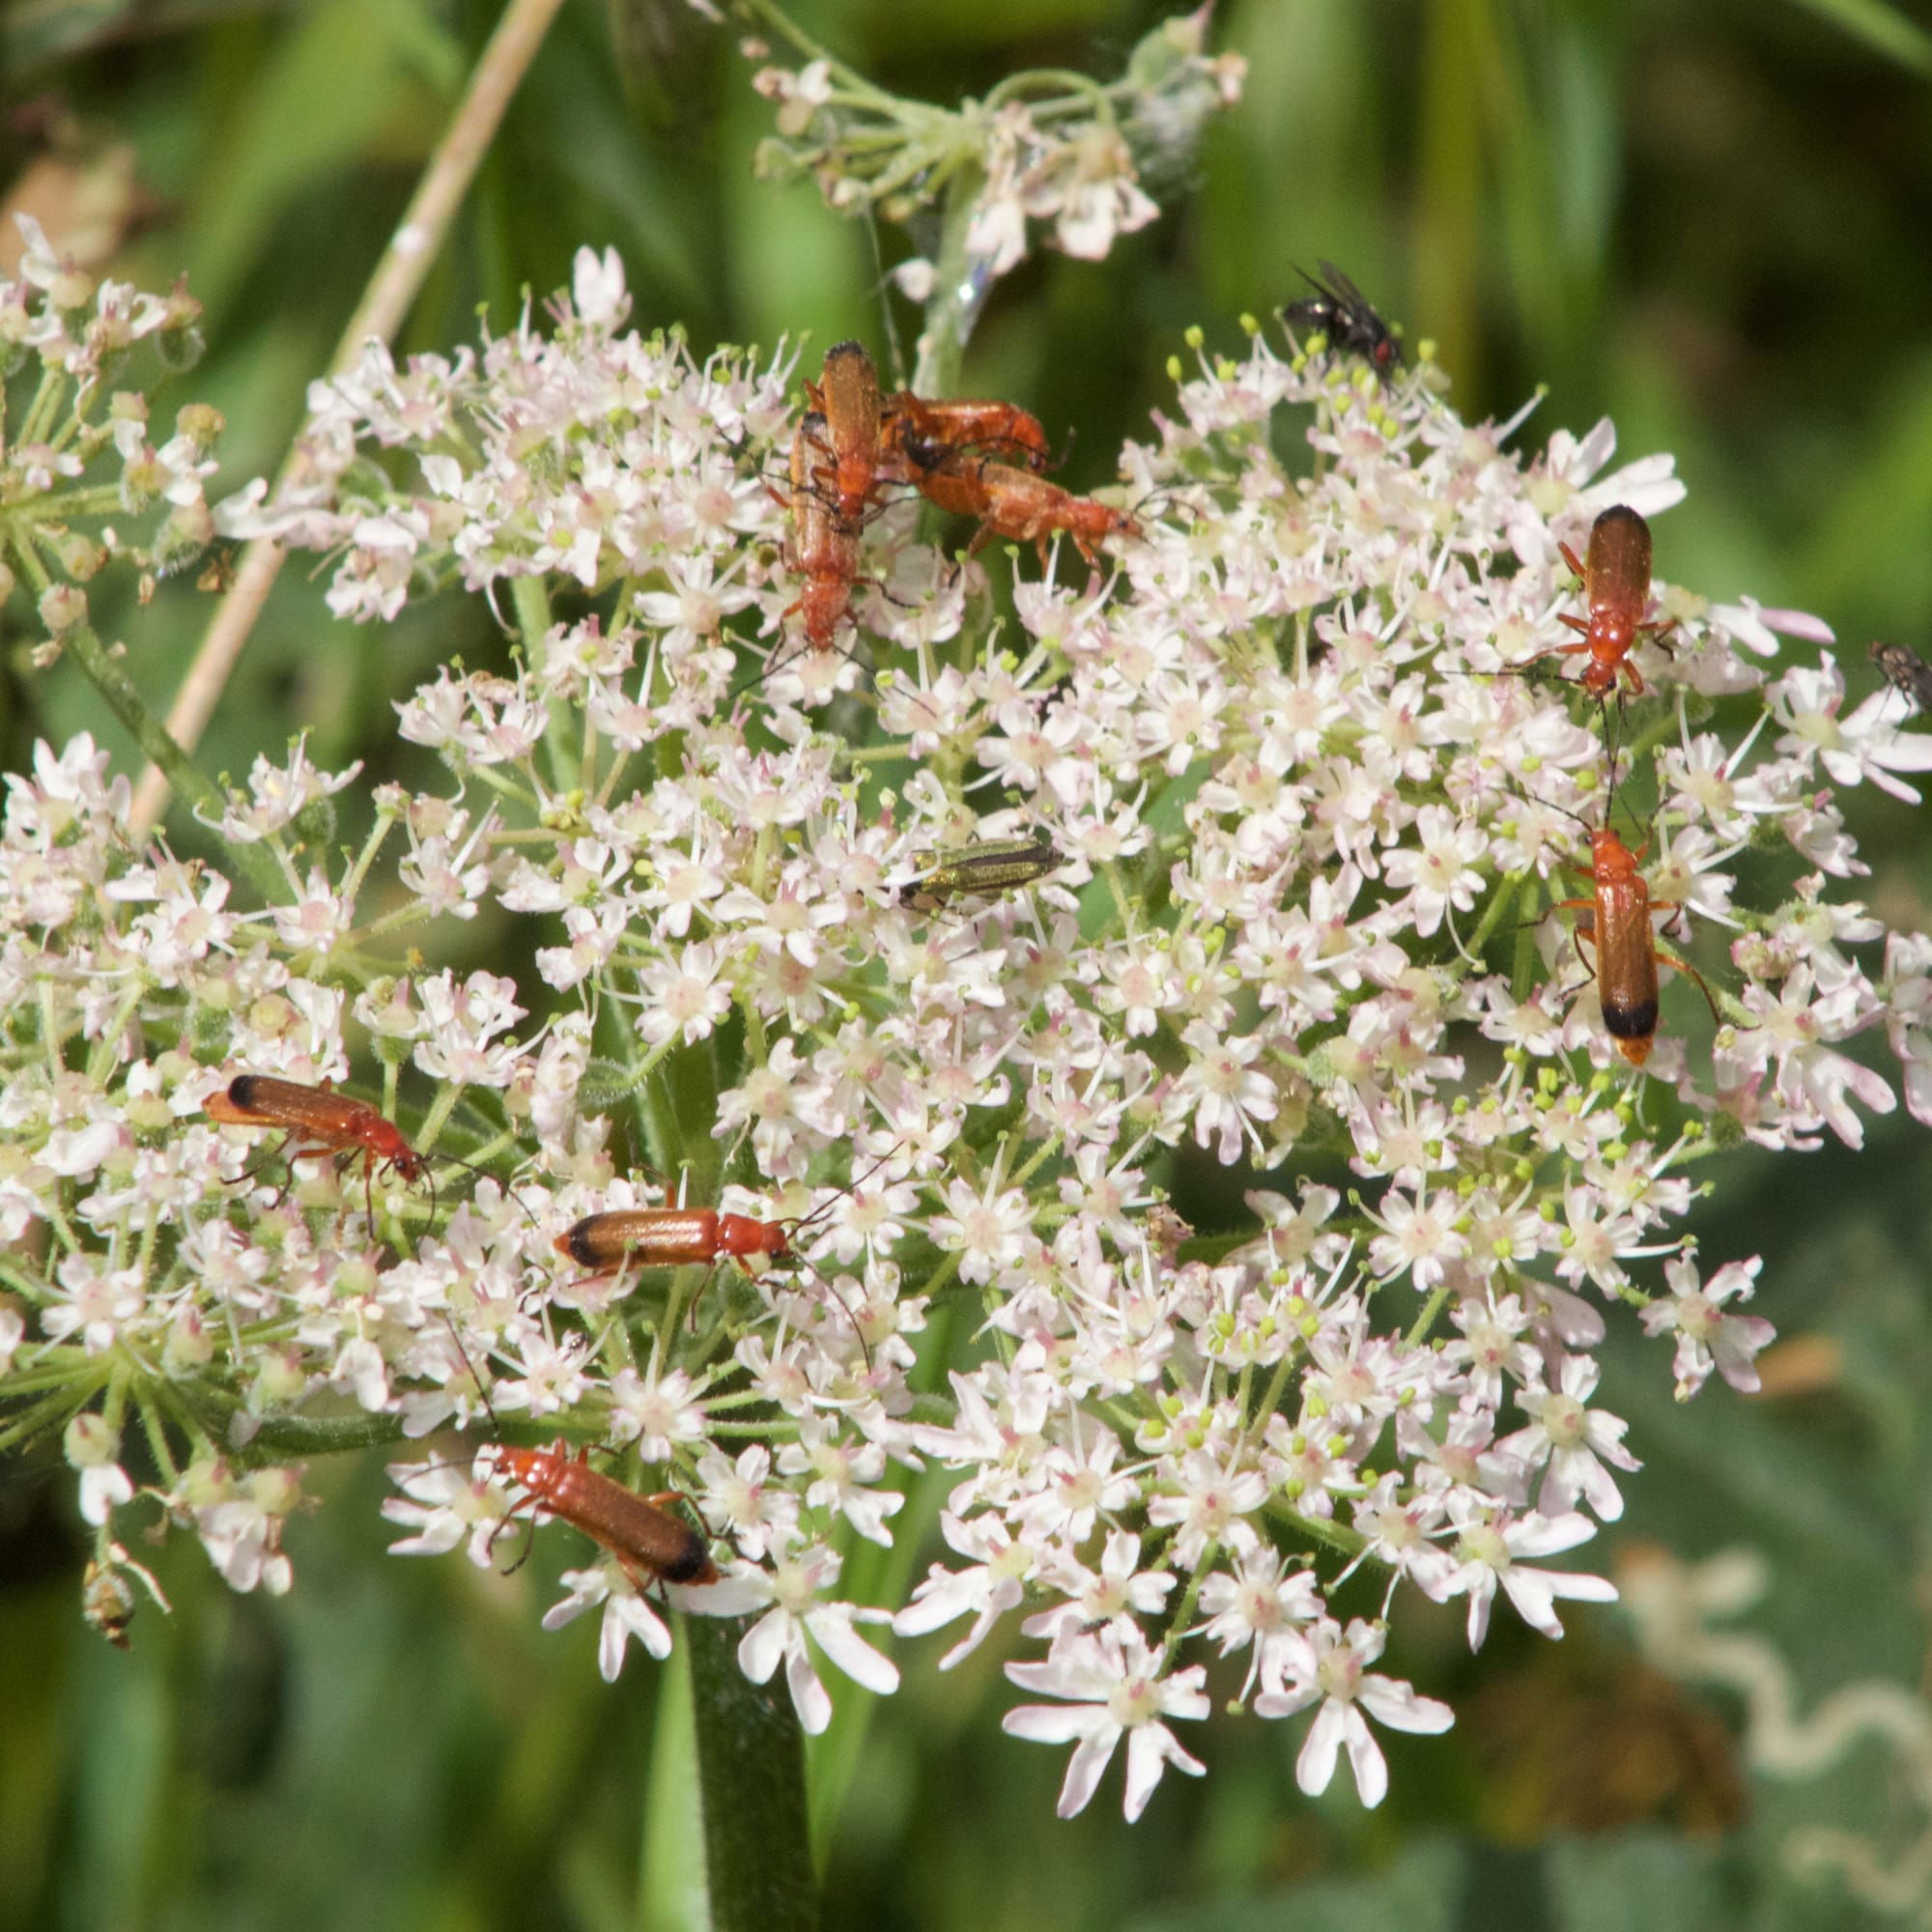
(775, 1142), (905, 1369)
(433, 1315), (552, 1575)
(785, 1253), (873, 1371)
(1520, 786), (1593, 838)
(784, 1141), (906, 1238)
(426, 1148), (543, 1224)
(438, 1308), (505, 1443)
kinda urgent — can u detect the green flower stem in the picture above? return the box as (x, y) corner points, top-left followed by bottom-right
(513, 575), (576, 793)
(338, 804), (400, 908)
(466, 763), (542, 809)
(0, 1380), (103, 1456)
(579, 688), (599, 798)
(11, 483), (128, 522)
(341, 897), (440, 950)
(0, 1349), (94, 1398)
(848, 128), (966, 210)
(914, 1246), (963, 1307)
(17, 365), (66, 448)
(1159, 1537), (1219, 1669)
(684, 1610), (819, 1932)
(486, 824), (569, 846)
(1405, 1280), (1453, 1350)
(1465, 866), (1528, 959)
(1263, 1499), (1367, 1562)
(897, 1392), (958, 1430)
(736, 0), (899, 111)
(417, 1082), (465, 1155)
(236, 1409), (410, 1460)
(1666, 1129), (1729, 1169)
(85, 982), (148, 1091)
(452, 1121), (522, 1170)
(1510, 898), (1541, 1004)
(1247, 1350), (1299, 1441)
(703, 1418), (803, 1441)
(59, 621), (288, 903)
(638, 1638), (704, 1929)
(144, 1376), (210, 1470)
(134, 1393), (182, 1487)
(37, 983), (67, 1090)
(911, 167), (991, 398)
(657, 1264), (708, 1364)
(702, 1388), (795, 1414)
(984, 69), (1110, 114)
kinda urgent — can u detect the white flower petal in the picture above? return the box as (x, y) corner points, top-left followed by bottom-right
(1295, 1699), (1345, 1796)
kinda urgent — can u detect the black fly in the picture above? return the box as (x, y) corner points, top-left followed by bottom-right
(1280, 262), (1402, 384)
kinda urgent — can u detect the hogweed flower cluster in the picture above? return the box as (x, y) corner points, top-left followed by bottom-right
(6, 232), (1932, 1824)
(725, 0), (1243, 371)
(0, 213), (213, 639)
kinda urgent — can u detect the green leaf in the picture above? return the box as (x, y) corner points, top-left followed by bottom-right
(188, 0), (458, 318)
(1128, 1838), (1468, 1932)
(1548, 1832), (1736, 1932)
(1788, 0), (1932, 76)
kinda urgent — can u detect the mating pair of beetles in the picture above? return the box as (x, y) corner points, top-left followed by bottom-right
(1284, 266), (1714, 1065)
(1514, 501), (1719, 1065)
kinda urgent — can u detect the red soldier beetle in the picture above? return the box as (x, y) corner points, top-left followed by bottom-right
(737, 417), (864, 698)
(1512, 504), (1673, 702)
(780, 409), (867, 661)
(554, 1203), (863, 1366)
(967, 463), (1141, 567)
(492, 1440), (720, 1591)
(801, 340), (892, 529)
(757, 404), (924, 696)
(204, 1074), (431, 1224)
(554, 1149), (902, 1366)
(1532, 799), (1721, 1067)
(903, 447), (1141, 569)
(899, 444), (1000, 526)
(203, 1072), (525, 1226)
(881, 391), (1054, 475)
(554, 1204), (801, 1274)
(408, 1325), (724, 1596)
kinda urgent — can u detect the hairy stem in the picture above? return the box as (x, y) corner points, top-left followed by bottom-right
(686, 1611), (819, 1932)
(910, 165), (990, 398)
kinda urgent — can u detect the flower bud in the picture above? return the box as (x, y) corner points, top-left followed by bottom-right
(64, 1410), (119, 1470)
(38, 582), (87, 635)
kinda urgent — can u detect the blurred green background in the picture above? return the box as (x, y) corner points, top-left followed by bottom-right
(5, 0), (1932, 1927)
